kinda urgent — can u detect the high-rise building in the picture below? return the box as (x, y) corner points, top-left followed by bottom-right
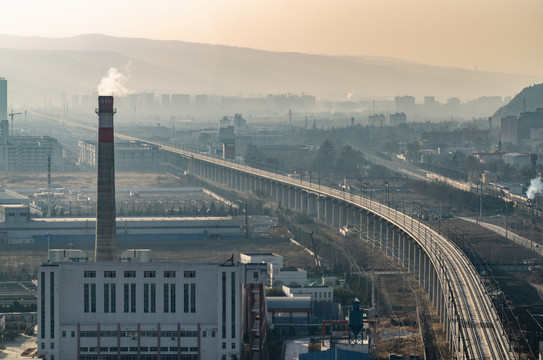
(389, 113), (407, 127)
(394, 95), (415, 113)
(0, 78), (7, 122)
(368, 114), (385, 127)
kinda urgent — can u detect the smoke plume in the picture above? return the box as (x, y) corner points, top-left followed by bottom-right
(526, 177), (543, 200)
(97, 63), (131, 96)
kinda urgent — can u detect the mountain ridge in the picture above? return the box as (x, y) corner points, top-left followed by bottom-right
(0, 33), (540, 105)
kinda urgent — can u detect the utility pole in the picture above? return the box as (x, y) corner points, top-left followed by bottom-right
(289, 110), (293, 144)
(47, 155), (52, 217)
(479, 183), (483, 220)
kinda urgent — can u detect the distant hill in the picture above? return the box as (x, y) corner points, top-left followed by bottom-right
(0, 34), (541, 105)
(492, 83), (543, 120)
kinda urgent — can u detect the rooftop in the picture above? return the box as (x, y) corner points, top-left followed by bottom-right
(241, 252), (279, 257)
(267, 296), (311, 309)
(32, 216), (238, 223)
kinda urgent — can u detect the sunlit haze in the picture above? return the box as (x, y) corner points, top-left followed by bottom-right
(0, 0), (542, 76)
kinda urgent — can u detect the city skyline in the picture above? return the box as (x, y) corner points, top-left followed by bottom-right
(0, 0), (541, 77)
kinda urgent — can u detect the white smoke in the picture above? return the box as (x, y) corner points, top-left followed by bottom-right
(526, 177), (543, 200)
(97, 62), (131, 96)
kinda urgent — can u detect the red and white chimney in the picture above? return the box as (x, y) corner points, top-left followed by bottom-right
(95, 96), (117, 261)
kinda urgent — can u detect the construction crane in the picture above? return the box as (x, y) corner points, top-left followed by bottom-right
(9, 110), (22, 137)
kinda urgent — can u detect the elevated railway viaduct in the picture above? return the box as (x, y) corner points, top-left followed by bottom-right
(30, 110), (514, 359)
(167, 146), (513, 360)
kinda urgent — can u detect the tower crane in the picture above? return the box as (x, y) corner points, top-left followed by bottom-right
(9, 110), (22, 137)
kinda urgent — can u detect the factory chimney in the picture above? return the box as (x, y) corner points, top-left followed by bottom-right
(95, 96), (117, 261)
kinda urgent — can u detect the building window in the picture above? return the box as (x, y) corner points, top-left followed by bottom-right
(184, 284), (189, 313)
(232, 342), (236, 349)
(84, 271), (96, 278)
(124, 271), (136, 278)
(51, 342), (55, 349)
(62, 331), (66, 338)
(50, 272), (55, 338)
(222, 272), (226, 338)
(111, 284), (116, 313)
(231, 272), (236, 338)
(191, 283), (196, 313)
(130, 283), (136, 312)
(104, 284), (110, 313)
(222, 342), (226, 349)
(41, 343), (45, 349)
(40, 272), (45, 339)
(71, 331), (75, 338)
(211, 330), (216, 337)
(184, 271), (195, 278)
(84, 284), (90, 312)
(163, 284), (169, 313)
(202, 331), (206, 337)
(164, 271), (176, 278)
(171, 284), (176, 313)
(124, 284), (129, 313)
(90, 283), (96, 313)
(253, 271), (258, 279)
(144, 271), (155, 278)
(104, 271), (116, 278)
(144, 284), (149, 313)
(151, 284), (156, 313)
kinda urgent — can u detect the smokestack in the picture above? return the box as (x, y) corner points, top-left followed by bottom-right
(95, 96), (117, 261)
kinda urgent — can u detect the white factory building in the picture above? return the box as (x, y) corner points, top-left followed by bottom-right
(37, 252), (268, 360)
(240, 253), (307, 287)
(0, 204), (243, 244)
(282, 285), (334, 302)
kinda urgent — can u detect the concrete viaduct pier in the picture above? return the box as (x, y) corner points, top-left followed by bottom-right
(26, 108), (514, 360)
(177, 152), (514, 360)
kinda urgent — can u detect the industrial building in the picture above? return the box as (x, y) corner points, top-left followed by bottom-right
(78, 140), (164, 171)
(38, 254), (267, 360)
(500, 108), (543, 145)
(240, 253), (308, 287)
(421, 128), (490, 147)
(0, 204), (244, 244)
(0, 135), (63, 171)
(282, 284), (334, 302)
(37, 97), (268, 360)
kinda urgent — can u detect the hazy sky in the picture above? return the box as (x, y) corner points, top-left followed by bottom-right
(1, 0), (542, 76)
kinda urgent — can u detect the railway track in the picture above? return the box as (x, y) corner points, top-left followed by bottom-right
(33, 110), (514, 359)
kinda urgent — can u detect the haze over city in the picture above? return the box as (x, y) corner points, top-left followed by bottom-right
(1, 1), (543, 360)
(1, 0), (542, 77)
